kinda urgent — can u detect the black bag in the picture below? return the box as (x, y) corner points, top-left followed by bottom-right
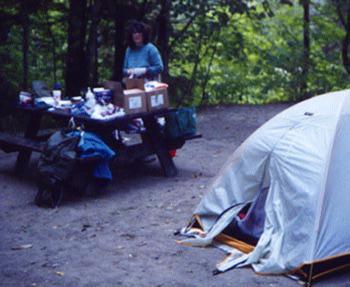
(35, 129), (80, 207)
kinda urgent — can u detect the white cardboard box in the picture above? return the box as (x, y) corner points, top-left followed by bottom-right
(122, 89), (147, 114)
(146, 88), (169, 111)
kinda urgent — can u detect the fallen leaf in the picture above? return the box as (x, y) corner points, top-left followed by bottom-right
(11, 244), (33, 250)
(81, 224), (91, 232)
(120, 233), (136, 240)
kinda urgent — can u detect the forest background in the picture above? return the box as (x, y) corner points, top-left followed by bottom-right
(1, 0), (350, 119)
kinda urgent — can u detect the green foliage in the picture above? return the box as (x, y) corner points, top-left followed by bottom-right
(1, 0), (350, 109)
(0, 0), (67, 90)
(169, 0), (350, 105)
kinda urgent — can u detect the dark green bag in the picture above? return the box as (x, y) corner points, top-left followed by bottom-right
(37, 130), (79, 181)
(165, 107), (197, 139)
(35, 130), (80, 207)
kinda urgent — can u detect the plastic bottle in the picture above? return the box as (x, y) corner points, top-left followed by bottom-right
(86, 87), (94, 100)
(52, 83), (62, 106)
(85, 87), (96, 114)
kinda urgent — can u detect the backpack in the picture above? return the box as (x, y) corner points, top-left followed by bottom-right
(165, 107), (197, 139)
(32, 80), (51, 98)
(35, 129), (81, 208)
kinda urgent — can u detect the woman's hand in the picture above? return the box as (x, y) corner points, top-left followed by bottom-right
(127, 67), (147, 77)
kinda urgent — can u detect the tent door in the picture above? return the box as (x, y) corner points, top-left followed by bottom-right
(222, 186), (269, 246)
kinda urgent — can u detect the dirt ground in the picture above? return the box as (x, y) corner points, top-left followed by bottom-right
(1, 104), (349, 287)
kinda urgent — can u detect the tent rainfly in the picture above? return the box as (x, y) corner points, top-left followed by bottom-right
(180, 90), (350, 283)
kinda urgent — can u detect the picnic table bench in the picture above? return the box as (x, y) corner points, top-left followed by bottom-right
(0, 132), (45, 153)
(0, 104), (201, 177)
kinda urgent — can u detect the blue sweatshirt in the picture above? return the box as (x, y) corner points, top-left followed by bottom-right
(78, 132), (116, 180)
(123, 43), (164, 80)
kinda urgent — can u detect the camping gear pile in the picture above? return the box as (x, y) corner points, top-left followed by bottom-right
(24, 82), (197, 207)
(180, 90), (350, 283)
(35, 123), (116, 208)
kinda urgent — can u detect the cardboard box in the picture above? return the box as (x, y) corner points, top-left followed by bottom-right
(122, 78), (169, 112)
(103, 81), (123, 106)
(122, 89), (147, 114)
(103, 81), (147, 114)
(124, 78), (145, 90)
(146, 88), (169, 111)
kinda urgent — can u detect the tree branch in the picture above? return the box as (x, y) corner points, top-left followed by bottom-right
(335, 2), (347, 28)
(169, 11), (199, 50)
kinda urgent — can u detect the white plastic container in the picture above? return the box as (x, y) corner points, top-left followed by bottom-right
(52, 90), (61, 106)
(84, 87), (96, 114)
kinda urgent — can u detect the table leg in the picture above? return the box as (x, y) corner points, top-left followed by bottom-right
(142, 116), (177, 177)
(15, 113), (43, 174)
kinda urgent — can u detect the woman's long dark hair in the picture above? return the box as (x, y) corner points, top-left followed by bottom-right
(125, 20), (151, 49)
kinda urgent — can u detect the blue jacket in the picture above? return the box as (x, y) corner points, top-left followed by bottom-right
(78, 132), (116, 180)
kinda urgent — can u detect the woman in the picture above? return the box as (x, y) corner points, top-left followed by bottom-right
(123, 20), (163, 81)
(123, 21), (164, 163)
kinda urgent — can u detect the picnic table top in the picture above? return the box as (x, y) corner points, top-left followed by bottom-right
(17, 104), (178, 131)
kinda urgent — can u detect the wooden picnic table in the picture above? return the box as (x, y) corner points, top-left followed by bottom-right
(0, 104), (200, 177)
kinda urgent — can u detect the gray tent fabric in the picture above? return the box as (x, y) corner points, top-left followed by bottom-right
(180, 90), (350, 279)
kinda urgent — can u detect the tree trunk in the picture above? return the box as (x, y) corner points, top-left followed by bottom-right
(300, 0), (310, 100)
(200, 42), (218, 105)
(112, 18), (125, 81)
(341, 7), (350, 74)
(86, 0), (102, 86)
(44, 8), (58, 84)
(20, 1), (29, 90)
(65, 0), (88, 97)
(177, 31), (204, 105)
(156, 0), (171, 81)
(108, 2), (143, 81)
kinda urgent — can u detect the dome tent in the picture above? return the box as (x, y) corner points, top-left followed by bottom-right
(180, 90), (350, 283)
